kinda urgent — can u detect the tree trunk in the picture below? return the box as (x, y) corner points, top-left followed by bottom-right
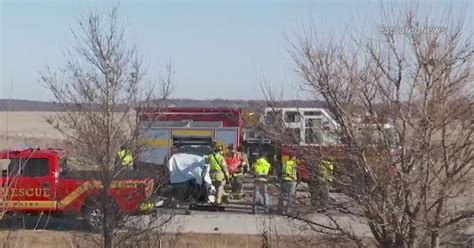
(103, 205), (113, 248)
(431, 196), (445, 248)
(407, 225), (418, 248)
(430, 230), (440, 248)
(104, 231), (113, 248)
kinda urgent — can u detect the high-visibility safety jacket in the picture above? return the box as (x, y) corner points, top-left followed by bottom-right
(226, 153), (242, 175)
(320, 159), (335, 182)
(209, 152), (227, 182)
(283, 159), (297, 182)
(118, 149), (133, 167)
(253, 157), (270, 181)
(139, 201), (155, 212)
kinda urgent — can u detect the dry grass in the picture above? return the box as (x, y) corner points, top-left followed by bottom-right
(0, 112), (60, 138)
(0, 230), (92, 248)
(0, 112), (63, 150)
(0, 111), (136, 150)
(0, 230), (264, 248)
(0, 230), (367, 248)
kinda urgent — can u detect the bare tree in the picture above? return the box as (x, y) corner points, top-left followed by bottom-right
(260, 4), (473, 248)
(39, 6), (174, 248)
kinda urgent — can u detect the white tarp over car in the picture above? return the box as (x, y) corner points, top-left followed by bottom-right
(167, 153), (211, 186)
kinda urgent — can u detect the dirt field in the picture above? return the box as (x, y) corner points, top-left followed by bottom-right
(0, 111), (63, 149)
(0, 112), (59, 137)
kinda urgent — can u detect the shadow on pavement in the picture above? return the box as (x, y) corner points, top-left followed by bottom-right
(0, 215), (84, 231)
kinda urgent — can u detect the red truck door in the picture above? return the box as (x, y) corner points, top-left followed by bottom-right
(1, 153), (57, 211)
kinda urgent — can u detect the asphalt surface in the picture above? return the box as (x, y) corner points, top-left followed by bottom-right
(1, 189), (370, 237)
(162, 211), (371, 236)
(2, 197), (472, 240)
(3, 207), (371, 237)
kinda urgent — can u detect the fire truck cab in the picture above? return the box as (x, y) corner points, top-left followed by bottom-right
(261, 107), (399, 180)
(263, 107), (340, 146)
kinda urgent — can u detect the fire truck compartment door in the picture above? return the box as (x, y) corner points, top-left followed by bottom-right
(139, 128), (170, 165)
(214, 128), (239, 149)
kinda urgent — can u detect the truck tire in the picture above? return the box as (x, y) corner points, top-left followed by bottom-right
(0, 214), (23, 229)
(82, 198), (119, 232)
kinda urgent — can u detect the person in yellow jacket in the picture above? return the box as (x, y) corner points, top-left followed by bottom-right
(309, 157), (335, 211)
(117, 145), (134, 170)
(208, 145), (229, 205)
(320, 158), (335, 183)
(252, 152), (271, 214)
(278, 154), (298, 215)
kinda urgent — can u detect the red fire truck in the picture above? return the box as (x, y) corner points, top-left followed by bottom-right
(262, 107), (398, 180)
(0, 148), (155, 229)
(136, 107), (244, 166)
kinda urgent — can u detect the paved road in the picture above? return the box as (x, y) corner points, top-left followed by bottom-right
(158, 210), (371, 236)
(7, 208), (370, 237)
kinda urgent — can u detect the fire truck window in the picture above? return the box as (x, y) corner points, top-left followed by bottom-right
(7, 158), (49, 177)
(287, 128), (301, 144)
(284, 111), (300, 123)
(384, 128), (399, 148)
(58, 156), (69, 176)
(305, 129), (323, 144)
(1, 159), (11, 177)
(265, 110), (282, 125)
(303, 111), (322, 116)
(59, 156), (68, 168)
(305, 119), (323, 144)
(6, 159), (21, 176)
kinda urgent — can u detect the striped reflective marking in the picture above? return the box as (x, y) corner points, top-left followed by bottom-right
(141, 139), (169, 148)
(1, 180), (150, 211)
(172, 129), (212, 137)
(57, 181), (101, 208)
(0, 201), (56, 209)
(58, 180), (147, 208)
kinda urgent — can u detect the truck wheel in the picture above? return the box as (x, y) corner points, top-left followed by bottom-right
(0, 214), (23, 229)
(82, 199), (119, 232)
(82, 203), (103, 232)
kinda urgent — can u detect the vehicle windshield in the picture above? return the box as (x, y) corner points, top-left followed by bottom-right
(0, 157), (49, 177)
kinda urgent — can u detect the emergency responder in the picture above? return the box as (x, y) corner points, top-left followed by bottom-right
(225, 144), (244, 199)
(309, 157), (335, 211)
(278, 154), (298, 215)
(252, 152), (271, 214)
(236, 145), (249, 173)
(117, 144), (134, 170)
(319, 157), (334, 208)
(208, 145), (229, 205)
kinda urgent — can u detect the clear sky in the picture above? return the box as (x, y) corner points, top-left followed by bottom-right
(1, 0), (472, 101)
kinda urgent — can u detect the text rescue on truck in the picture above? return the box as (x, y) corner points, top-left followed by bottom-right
(0, 148), (155, 229)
